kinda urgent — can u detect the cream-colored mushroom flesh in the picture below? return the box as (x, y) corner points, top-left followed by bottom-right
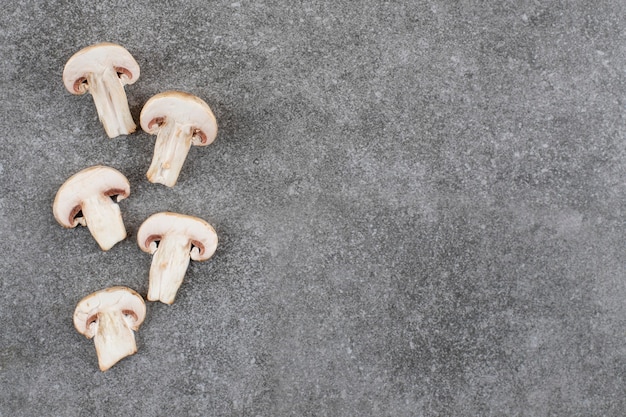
(140, 91), (217, 187)
(73, 287), (146, 371)
(53, 166), (130, 251)
(63, 42), (140, 138)
(137, 212), (218, 304)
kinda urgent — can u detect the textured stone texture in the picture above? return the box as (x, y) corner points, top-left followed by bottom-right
(1, 0), (625, 415)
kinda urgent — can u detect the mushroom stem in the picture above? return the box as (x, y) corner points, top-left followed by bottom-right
(80, 194), (127, 251)
(146, 122), (193, 187)
(93, 310), (138, 371)
(87, 67), (136, 138)
(147, 234), (192, 304)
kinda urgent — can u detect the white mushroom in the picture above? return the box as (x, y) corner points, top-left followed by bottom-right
(63, 42), (140, 138)
(137, 212), (218, 304)
(53, 166), (130, 251)
(74, 286), (146, 371)
(140, 91), (217, 187)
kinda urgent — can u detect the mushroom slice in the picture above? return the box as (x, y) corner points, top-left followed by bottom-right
(73, 286), (146, 371)
(140, 91), (218, 187)
(63, 42), (140, 138)
(137, 212), (218, 304)
(53, 165), (130, 251)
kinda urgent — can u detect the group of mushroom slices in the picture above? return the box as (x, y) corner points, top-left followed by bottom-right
(57, 42), (219, 371)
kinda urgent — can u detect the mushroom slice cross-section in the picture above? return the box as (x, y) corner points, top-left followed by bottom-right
(53, 165), (130, 251)
(137, 212), (218, 304)
(63, 42), (140, 138)
(140, 91), (218, 187)
(73, 286), (146, 371)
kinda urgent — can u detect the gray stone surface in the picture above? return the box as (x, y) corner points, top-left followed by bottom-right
(1, 0), (625, 415)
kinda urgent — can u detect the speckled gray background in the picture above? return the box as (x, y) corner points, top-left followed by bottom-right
(1, 0), (626, 416)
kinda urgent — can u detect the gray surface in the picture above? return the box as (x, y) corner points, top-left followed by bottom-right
(1, 0), (625, 415)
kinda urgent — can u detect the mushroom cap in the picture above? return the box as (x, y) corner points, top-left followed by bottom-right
(63, 42), (140, 95)
(53, 165), (130, 228)
(73, 286), (146, 339)
(137, 212), (218, 261)
(139, 91), (218, 146)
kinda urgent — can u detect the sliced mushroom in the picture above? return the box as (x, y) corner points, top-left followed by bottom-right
(137, 212), (218, 304)
(63, 42), (140, 138)
(140, 91), (218, 187)
(74, 286), (146, 371)
(53, 166), (130, 251)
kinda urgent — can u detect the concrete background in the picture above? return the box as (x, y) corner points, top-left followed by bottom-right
(1, 0), (625, 415)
